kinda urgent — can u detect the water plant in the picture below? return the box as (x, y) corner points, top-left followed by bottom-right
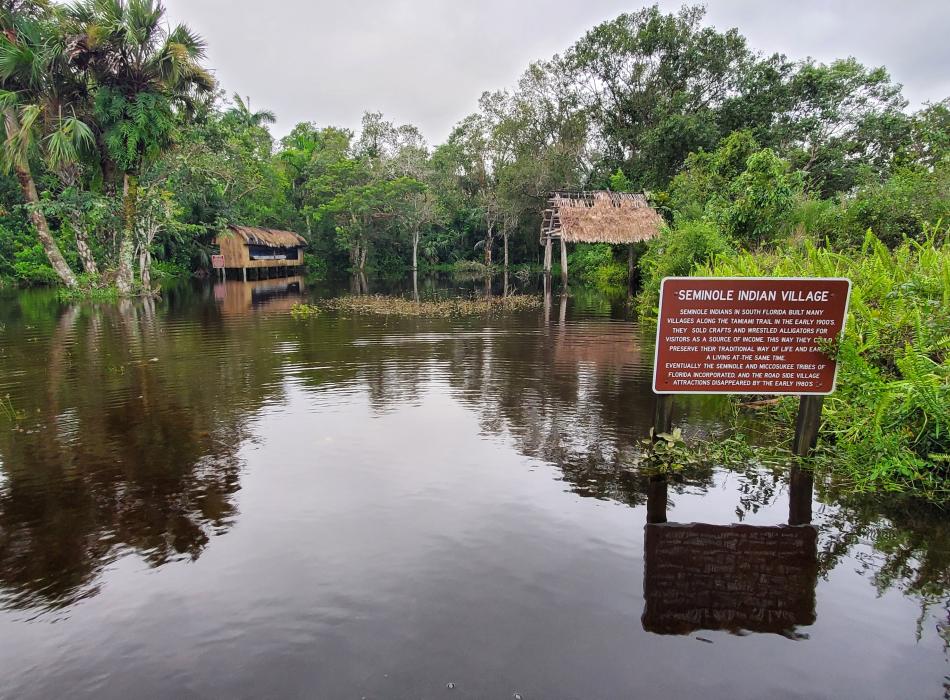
(293, 294), (542, 319)
(638, 427), (699, 474)
(0, 394), (24, 425)
(290, 303), (321, 319)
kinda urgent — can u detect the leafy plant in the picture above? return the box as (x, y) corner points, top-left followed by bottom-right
(639, 428), (700, 474)
(693, 229), (950, 500)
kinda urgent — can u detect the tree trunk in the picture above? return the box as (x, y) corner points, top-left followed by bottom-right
(359, 243), (367, 272)
(139, 247), (151, 294)
(560, 236), (569, 283)
(117, 173), (138, 295)
(412, 232), (419, 271)
(75, 226), (98, 275)
(503, 233), (509, 269)
(484, 225), (493, 266)
(5, 107), (77, 289)
(14, 168), (79, 288)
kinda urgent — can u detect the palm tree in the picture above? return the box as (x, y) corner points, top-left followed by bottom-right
(66, 0), (214, 294)
(225, 93), (276, 128)
(0, 6), (89, 288)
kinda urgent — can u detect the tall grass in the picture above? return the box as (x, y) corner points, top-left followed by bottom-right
(694, 229), (950, 499)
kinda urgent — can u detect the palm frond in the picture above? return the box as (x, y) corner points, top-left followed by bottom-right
(44, 114), (95, 168)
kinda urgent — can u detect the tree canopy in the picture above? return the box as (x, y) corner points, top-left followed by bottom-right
(0, 2), (946, 291)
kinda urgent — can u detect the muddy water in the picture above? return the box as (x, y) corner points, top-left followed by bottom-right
(0, 278), (946, 699)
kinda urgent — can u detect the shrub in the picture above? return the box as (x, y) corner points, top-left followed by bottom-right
(568, 243), (614, 280)
(836, 163), (950, 248)
(637, 219), (733, 317)
(695, 229), (950, 499)
(713, 149), (804, 246)
(13, 244), (60, 285)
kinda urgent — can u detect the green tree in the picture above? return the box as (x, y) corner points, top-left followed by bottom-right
(775, 59), (909, 195)
(667, 130), (760, 216)
(714, 148), (803, 246)
(0, 4), (94, 288)
(67, 0), (214, 294)
(566, 4), (752, 189)
(223, 93), (276, 129)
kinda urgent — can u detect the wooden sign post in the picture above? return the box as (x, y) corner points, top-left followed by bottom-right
(211, 254), (225, 282)
(652, 277), (851, 456)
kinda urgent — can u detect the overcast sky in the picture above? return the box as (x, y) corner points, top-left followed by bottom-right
(162, 0), (950, 144)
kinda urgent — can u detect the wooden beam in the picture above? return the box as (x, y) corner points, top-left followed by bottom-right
(792, 395), (824, 457)
(559, 237), (568, 281)
(653, 394), (673, 437)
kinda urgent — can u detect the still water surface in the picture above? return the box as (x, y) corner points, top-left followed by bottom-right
(0, 277), (947, 699)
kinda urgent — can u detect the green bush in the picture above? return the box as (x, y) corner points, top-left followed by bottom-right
(568, 243), (613, 279)
(567, 243), (629, 292)
(836, 163), (950, 248)
(667, 130), (759, 216)
(790, 196), (843, 240)
(13, 244), (60, 285)
(713, 148), (803, 246)
(695, 230), (950, 499)
(637, 219), (733, 317)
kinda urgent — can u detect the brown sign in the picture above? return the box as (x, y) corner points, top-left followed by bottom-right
(642, 522), (818, 635)
(653, 277), (850, 394)
(211, 254), (225, 269)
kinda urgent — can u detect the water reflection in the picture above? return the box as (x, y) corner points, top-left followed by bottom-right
(0, 279), (947, 654)
(642, 472), (818, 637)
(0, 298), (253, 612)
(214, 276), (305, 315)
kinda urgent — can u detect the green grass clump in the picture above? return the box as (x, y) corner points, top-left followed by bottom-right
(55, 283), (120, 302)
(294, 294), (542, 318)
(290, 303), (322, 318)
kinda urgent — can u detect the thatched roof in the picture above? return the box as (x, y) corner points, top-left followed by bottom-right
(541, 191), (664, 244)
(226, 225), (306, 248)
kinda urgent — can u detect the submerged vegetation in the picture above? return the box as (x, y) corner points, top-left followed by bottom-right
(292, 294), (542, 318)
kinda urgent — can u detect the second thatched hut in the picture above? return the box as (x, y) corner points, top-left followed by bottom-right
(540, 191), (665, 282)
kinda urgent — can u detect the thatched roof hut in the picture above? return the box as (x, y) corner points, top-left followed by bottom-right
(227, 225), (307, 248)
(540, 191), (664, 244)
(213, 225), (307, 281)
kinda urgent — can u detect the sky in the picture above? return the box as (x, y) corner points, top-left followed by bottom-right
(161, 0), (950, 145)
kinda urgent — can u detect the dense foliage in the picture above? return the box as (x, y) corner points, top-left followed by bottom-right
(692, 233), (950, 500)
(0, 2), (945, 295)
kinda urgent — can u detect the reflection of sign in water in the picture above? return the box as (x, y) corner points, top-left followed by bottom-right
(653, 277), (850, 394)
(211, 254), (225, 269)
(642, 522), (818, 635)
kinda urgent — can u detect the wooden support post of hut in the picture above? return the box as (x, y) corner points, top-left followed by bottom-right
(213, 225), (307, 282)
(540, 191), (664, 285)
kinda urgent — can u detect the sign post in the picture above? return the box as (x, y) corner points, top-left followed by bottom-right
(652, 277), (850, 456)
(211, 254), (225, 282)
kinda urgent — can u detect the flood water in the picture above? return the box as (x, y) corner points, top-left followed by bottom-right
(0, 276), (947, 699)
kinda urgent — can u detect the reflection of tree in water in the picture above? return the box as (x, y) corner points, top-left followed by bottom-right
(812, 488), (950, 606)
(358, 313), (950, 615)
(0, 298), (275, 612)
(1, 290), (947, 621)
(436, 318), (717, 505)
